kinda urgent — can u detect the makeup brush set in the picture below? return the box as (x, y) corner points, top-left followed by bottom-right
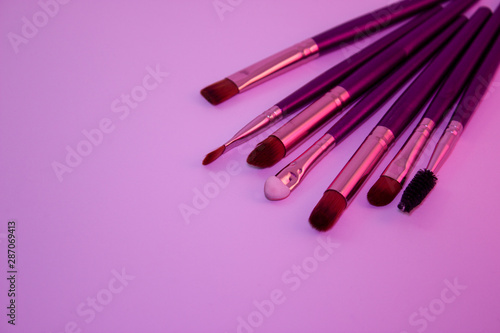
(200, 0), (500, 231)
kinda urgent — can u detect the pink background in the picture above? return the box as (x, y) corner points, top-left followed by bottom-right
(1, 0), (500, 332)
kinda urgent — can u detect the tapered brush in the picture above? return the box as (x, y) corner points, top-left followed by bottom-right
(398, 31), (500, 213)
(202, 8), (442, 165)
(247, 0), (477, 169)
(200, 0), (446, 105)
(309, 7), (480, 230)
(263, 17), (467, 200)
(368, 6), (497, 206)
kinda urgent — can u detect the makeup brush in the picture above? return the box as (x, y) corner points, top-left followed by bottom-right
(264, 16), (468, 200)
(368, 6), (499, 207)
(200, 0), (446, 105)
(202, 8), (442, 165)
(398, 31), (500, 213)
(308, 6), (482, 231)
(247, 0), (477, 169)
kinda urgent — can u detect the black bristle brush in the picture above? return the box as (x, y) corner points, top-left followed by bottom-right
(398, 30), (500, 213)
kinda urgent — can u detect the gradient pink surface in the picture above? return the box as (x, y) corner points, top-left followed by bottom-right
(1, 1), (500, 332)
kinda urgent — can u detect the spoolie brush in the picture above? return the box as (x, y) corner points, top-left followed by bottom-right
(399, 28), (500, 213)
(398, 169), (437, 212)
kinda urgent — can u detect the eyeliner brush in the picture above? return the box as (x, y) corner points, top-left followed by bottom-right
(264, 16), (468, 200)
(202, 8), (442, 165)
(398, 31), (500, 213)
(368, 6), (499, 207)
(247, 0), (477, 169)
(308, 6), (482, 231)
(200, 0), (446, 105)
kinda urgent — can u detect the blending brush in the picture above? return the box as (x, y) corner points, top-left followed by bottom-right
(202, 8), (442, 165)
(263, 16), (468, 200)
(247, 0), (477, 169)
(308, 6), (483, 231)
(398, 32), (500, 213)
(200, 0), (446, 105)
(368, 6), (499, 207)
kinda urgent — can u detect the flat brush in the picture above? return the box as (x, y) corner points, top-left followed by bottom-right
(309, 7), (480, 231)
(200, 0), (446, 105)
(398, 31), (500, 213)
(248, 0), (477, 169)
(202, 8), (442, 165)
(369, 6), (498, 207)
(264, 16), (467, 200)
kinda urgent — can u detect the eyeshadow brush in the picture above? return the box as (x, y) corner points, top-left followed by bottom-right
(247, 0), (477, 169)
(368, 6), (499, 206)
(308, 6), (483, 231)
(202, 7), (442, 165)
(263, 15), (469, 200)
(201, 0), (447, 105)
(398, 30), (500, 213)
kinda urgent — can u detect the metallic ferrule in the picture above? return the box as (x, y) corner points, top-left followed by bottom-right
(275, 134), (336, 192)
(274, 86), (350, 152)
(227, 38), (319, 92)
(382, 118), (435, 184)
(328, 126), (395, 202)
(427, 120), (463, 173)
(224, 105), (283, 152)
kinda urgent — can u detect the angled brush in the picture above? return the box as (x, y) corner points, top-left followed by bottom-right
(201, 0), (446, 105)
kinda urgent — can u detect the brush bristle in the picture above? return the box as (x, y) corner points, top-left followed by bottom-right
(246, 136), (286, 168)
(202, 146), (226, 165)
(200, 78), (239, 105)
(367, 176), (402, 207)
(398, 169), (437, 213)
(309, 190), (347, 232)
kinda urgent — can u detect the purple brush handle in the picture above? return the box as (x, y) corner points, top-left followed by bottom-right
(341, 0), (477, 97)
(376, 0), (480, 138)
(277, 8), (441, 115)
(326, 16), (468, 142)
(452, 31), (500, 126)
(424, 7), (494, 124)
(312, 0), (445, 53)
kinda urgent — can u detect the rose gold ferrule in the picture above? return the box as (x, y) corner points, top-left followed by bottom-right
(273, 86), (350, 153)
(224, 105), (283, 152)
(275, 133), (336, 192)
(382, 117), (435, 184)
(227, 38), (320, 92)
(427, 120), (463, 173)
(328, 126), (395, 202)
